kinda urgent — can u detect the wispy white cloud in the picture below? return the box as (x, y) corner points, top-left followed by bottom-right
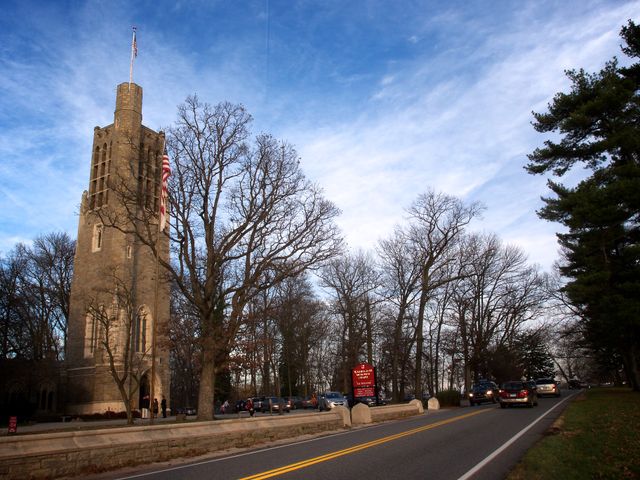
(281, 1), (639, 271)
(0, 0), (637, 273)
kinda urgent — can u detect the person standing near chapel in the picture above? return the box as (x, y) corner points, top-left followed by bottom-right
(142, 394), (150, 419)
(161, 396), (167, 418)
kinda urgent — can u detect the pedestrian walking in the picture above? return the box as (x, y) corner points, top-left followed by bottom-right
(161, 396), (167, 418)
(247, 398), (255, 417)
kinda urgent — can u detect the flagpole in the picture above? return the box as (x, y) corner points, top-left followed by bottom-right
(129, 26), (137, 87)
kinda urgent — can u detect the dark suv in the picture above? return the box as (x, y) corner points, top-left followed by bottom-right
(468, 381), (499, 406)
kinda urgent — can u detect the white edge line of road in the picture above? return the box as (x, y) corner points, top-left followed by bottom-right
(457, 393), (578, 480)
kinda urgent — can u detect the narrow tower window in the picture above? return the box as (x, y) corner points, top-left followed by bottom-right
(84, 312), (99, 358)
(92, 224), (104, 252)
(134, 309), (147, 352)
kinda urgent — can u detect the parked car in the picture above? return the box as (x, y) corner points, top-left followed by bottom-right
(535, 378), (561, 397)
(499, 381), (538, 408)
(345, 393), (354, 407)
(286, 396), (304, 409)
(568, 379), (590, 389)
(176, 406), (197, 415)
(261, 396), (290, 413)
(251, 397), (266, 411)
(468, 381), (499, 406)
(318, 391), (348, 411)
(354, 396), (378, 407)
(302, 396), (317, 409)
(234, 399), (246, 413)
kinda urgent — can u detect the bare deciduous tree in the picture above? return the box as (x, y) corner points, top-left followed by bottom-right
(544, 271), (597, 384)
(453, 233), (548, 390)
(168, 284), (202, 411)
(273, 274), (325, 398)
(377, 228), (421, 401)
(96, 97), (342, 419)
(407, 190), (482, 400)
(0, 232), (74, 361)
(108, 97), (343, 420)
(320, 251), (381, 392)
(32, 233), (75, 357)
(85, 269), (149, 424)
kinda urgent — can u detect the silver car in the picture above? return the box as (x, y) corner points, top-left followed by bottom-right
(535, 378), (561, 397)
(318, 391), (348, 411)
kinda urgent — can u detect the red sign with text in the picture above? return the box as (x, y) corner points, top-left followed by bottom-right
(351, 363), (376, 390)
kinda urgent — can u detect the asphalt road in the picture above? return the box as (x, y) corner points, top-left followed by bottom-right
(98, 392), (577, 480)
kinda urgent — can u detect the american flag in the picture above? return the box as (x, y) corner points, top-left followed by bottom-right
(132, 29), (138, 58)
(159, 153), (171, 231)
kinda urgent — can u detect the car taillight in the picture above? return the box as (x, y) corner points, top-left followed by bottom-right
(517, 390), (528, 398)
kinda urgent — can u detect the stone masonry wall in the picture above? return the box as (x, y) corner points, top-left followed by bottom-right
(0, 413), (346, 480)
(0, 402), (425, 479)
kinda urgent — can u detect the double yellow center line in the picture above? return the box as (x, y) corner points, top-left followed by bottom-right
(240, 409), (489, 479)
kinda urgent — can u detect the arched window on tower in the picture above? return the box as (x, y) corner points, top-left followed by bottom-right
(84, 310), (100, 358)
(89, 141), (110, 209)
(134, 307), (148, 353)
(90, 146), (100, 209)
(39, 383), (56, 412)
(92, 224), (103, 252)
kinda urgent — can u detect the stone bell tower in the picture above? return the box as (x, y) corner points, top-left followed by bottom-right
(65, 83), (170, 415)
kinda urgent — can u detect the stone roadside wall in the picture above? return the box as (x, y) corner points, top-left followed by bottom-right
(0, 412), (346, 480)
(0, 403), (423, 479)
(372, 399), (424, 422)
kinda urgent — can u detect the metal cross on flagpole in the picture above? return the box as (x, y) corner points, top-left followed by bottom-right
(129, 26), (137, 87)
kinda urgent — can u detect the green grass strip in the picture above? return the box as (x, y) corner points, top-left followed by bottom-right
(508, 388), (640, 479)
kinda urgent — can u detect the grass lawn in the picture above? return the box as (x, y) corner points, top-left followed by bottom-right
(507, 387), (640, 479)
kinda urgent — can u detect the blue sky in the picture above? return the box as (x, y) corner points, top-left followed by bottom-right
(1, 0), (637, 272)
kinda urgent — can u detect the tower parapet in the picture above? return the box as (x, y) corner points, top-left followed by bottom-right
(114, 83), (143, 134)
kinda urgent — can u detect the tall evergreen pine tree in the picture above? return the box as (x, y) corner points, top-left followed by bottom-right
(526, 21), (640, 390)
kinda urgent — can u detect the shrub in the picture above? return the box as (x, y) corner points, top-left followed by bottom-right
(436, 389), (461, 407)
(78, 410), (130, 421)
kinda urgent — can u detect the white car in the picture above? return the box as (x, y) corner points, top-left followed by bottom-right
(318, 391), (348, 411)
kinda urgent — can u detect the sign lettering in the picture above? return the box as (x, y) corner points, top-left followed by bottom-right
(8, 416), (17, 434)
(352, 363), (375, 387)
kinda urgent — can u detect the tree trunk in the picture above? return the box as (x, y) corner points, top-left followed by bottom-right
(391, 307), (404, 402)
(414, 288), (428, 400)
(622, 346), (640, 391)
(365, 296), (373, 365)
(198, 339), (216, 421)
